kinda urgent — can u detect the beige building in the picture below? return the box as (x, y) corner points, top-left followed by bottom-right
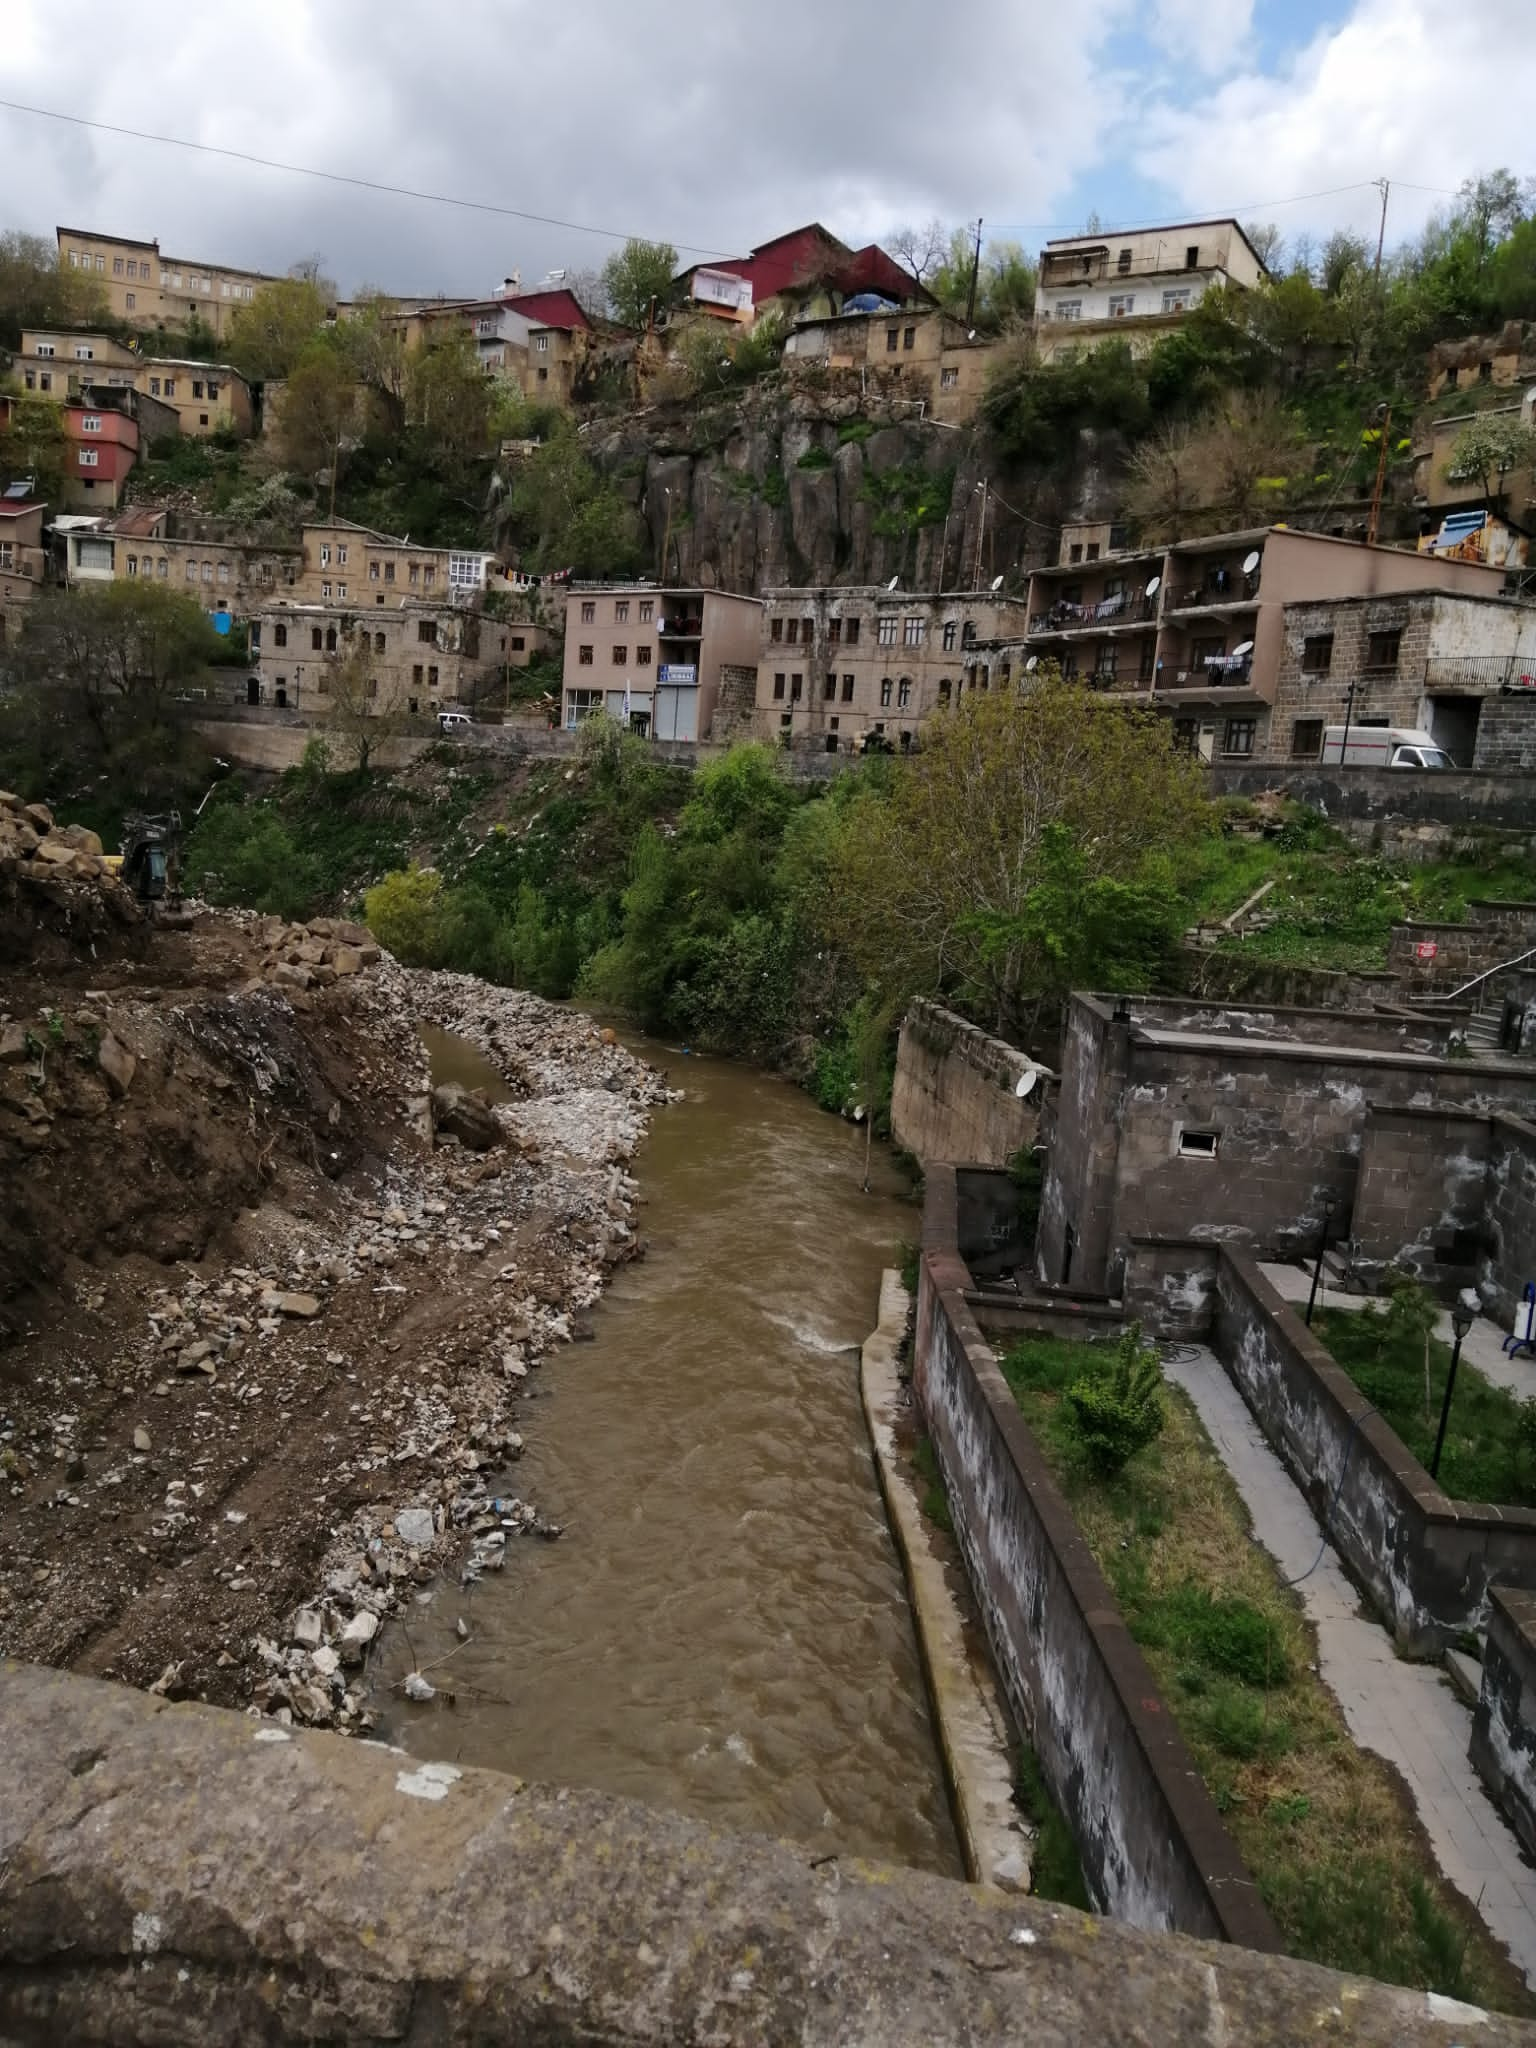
(57, 505), (304, 607)
(17, 330), (254, 438)
(290, 520), (499, 608)
(55, 227), (283, 341)
(247, 598), (519, 715)
(782, 308), (1002, 425)
(1025, 521), (1511, 761)
(1033, 219), (1267, 364)
(562, 584), (763, 740)
(1266, 587), (1536, 768)
(1413, 395), (1536, 520)
(754, 588), (1032, 751)
(0, 495), (47, 649)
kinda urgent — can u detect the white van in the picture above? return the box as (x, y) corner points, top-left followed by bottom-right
(437, 710), (473, 734)
(1319, 726), (1454, 769)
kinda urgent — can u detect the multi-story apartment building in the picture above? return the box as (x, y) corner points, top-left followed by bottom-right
(753, 588), (1032, 751)
(246, 597), (521, 714)
(1023, 521), (1510, 762)
(561, 584), (763, 740)
(18, 330), (254, 438)
(0, 491), (47, 650)
(56, 505), (304, 605)
(291, 521), (498, 607)
(426, 285), (595, 406)
(55, 227), (283, 341)
(1033, 219), (1267, 363)
(1267, 586), (1536, 770)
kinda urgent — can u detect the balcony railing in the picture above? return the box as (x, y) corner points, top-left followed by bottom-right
(1157, 655), (1255, 687)
(1028, 592), (1158, 633)
(1164, 572), (1260, 609)
(1423, 652), (1536, 692)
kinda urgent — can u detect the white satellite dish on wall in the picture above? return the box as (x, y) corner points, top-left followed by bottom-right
(1242, 549), (1261, 574)
(1025, 655), (1039, 672)
(990, 574), (1004, 591)
(1145, 575), (1161, 596)
(1232, 639), (1254, 657)
(886, 575), (900, 591)
(1015, 1069), (1039, 1099)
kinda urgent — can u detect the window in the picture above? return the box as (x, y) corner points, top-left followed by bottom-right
(841, 675), (854, 701)
(35, 342), (55, 358)
(1222, 717), (1257, 756)
(366, 678), (378, 699)
(208, 384), (220, 403)
(511, 636), (526, 652)
(636, 644), (652, 665)
(1291, 718), (1324, 759)
(125, 293), (135, 311)
(125, 554), (137, 576)
(322, 626), (336, 652)
(1185, 244), (1199, 269)
(273, 624), (287, 647)
(193, 381), (204, 399)
(95, 255), (105, 272)
(22, 370), (33, 389)
(1366, 628), (1402, 671)
(880, 678), (893, 706)
(886, 327), (899, 353)
(878, 615), (898, 646)
(423, 566), (434, 588)
(80, 413), (102, 432)
(1301, 633), (1333, 674)
(408, 563), (419, 586)
(802, 616), (813, 642)
(845, 617), (860, 645)
(384, 561), (395, 583)
(367, 631), (382, 654)
(336, 545), (347, 565)
(824, 672), (837, 701)
(164, 379), (175, 397)
(149, 377), (160, 396)
(770, 617), (784, 643)
(1480, 360), (1493, 384)
(1087, 543), (1101, 561)
(1108, 293), (1135, 317)
(903, 616), (923, 647)
(413, 664), (424, 686)
(198, 413), (209, 427)
(337, 583), (347, 598)
(822, 616), (841, 646)
(786, 617), (800, 644)
(1444, 366), (1459, 391)
(790, 673), (803, 701)
(1162, 288), (1192, 314)
(772, 673), (786, 700)
(38, 373), (50, 392)
(68, 251), (78, 267)
(1177, 1129), (1219, 1158)
(613, 644), (628, 664)
(578, 644), (593, 664)
(217, 562), (229, 585)
(77, 448), (99, 468)
(417, 620), (435, 644)
(615, 599), (630, 623)
(113, 256), (124, 275)
(1117, 247), (1132, 273)
(320, 544), (331, 566)
(903, 326), (915, 351)
(961, 621), (977, 648)
(537, 366), (549, 382)
(222, 282), (231, 298)
(941, 367), (959, 390)
(581, 600), (595, 623)
(639, 599), (654, 623)
(369, 561), (381, 582)
(1055, 299), (1082, 321)
(311, 627), (323, 650)
(897, 678), (912, 708)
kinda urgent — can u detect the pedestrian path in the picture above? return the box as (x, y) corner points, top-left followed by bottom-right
(1259, 1261), (1536, 1403)
(1162, 1341), (1536, 1987)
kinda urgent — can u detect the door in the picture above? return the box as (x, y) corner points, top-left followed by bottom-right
(246, 676), (260, 705)
(1427, 694), (1480, 767)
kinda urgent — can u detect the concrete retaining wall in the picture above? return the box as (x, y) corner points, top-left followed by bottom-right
(1212, 1248), (1536, 1653)
(891, 1000), (1041, 1168)
(0, 1663), (1491, 2048)
(1209, 761), (1536, 833)
(914, 1169), (1278, 1948)
(1471, 1586), (1536, 1862)
(1489, 1113), (1536, 1325)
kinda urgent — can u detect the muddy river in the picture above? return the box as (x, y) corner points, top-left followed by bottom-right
(380, 1028), (959, 1875)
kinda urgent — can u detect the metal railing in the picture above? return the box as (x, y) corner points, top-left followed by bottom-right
(1444, 942), (1536, 1005)
(1164, 572), (1261, 609)
(1028, 593), (1158, 633)
(1423, 653), (1536, 692)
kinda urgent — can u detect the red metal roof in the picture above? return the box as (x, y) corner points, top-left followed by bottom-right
(502, 288), (592, 332)
(684, 223), (928, 308)
(0, 500), (43, 518)
(840, 243), (934, 305)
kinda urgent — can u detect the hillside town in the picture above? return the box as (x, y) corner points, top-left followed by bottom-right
(13, 71), (1536, 2043)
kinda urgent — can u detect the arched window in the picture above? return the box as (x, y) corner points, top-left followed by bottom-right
(325, 627), (337, 653)
(311, 627), (323, 651)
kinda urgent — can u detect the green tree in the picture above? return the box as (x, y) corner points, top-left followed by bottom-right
(821, 677), (1207, 1032)
(0, 388), (70, 501)
(983, 338), (1149, 463)
(502, 421), (644, 573)
(1448, 413), (1536, 500)
(600, 238), (679, 329)
(405, 327), (495, 484)
(227, 274), (329, 382)
(0, 231), (108, 349)
(278, 344), (360, 498)
(2, 582), (222, 744)
(324, 641), (396, 773)
(339, 289), (410, 431)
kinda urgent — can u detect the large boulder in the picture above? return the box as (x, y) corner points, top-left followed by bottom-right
(430, 1082), (502, 1153)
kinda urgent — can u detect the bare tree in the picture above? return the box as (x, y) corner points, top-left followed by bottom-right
(888, 219), (949, 286)
(324, 641), (398, 773)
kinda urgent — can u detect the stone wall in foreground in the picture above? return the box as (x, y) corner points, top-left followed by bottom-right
(892, 999), (1041, 1169)
(0, 1662), (1517, 2046)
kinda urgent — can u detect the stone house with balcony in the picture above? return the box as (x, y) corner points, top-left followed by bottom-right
(1032, 219), (1267, 365)
(753, 588), (1032, 752)
(562, 584), (762, 740)
(1024, 522), (1510, 763)
(1266, 588), (1536, 769)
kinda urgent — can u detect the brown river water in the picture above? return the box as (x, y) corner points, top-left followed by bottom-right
(378, 1026), (960, 1876)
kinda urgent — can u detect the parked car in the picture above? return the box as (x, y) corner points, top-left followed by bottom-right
(1319, 726), (1453, 769)
(437, 710), (473, 734)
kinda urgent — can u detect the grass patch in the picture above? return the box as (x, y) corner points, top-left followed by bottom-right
(1014, 1748), (1093, 1910)
(797, 444), (834, 470)
(837, 417), (875, 445)
(1311, 1308), (1536, 1507)
(911, 1435), (953, 1534)
(998, 1333), (1529, 2011)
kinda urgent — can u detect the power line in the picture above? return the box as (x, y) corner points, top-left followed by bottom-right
(0, 97), (733, 258)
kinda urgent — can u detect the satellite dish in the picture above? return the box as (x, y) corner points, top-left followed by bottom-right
(1015, 1069), (1038, 1100)
(1242, 549), (1261, 574)
(990, 574), (1004, 591)
(1025, 655), (1039, 672)
(1145, 575), (1160, 597)
(886, 575), (899, 591)
(1232, 639), (1254, 657)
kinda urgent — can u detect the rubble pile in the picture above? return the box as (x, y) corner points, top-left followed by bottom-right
(241, 915), (382, 999)
(0, 792), (140, 963)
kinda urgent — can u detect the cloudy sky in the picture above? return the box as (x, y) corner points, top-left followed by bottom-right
(2, 0), (1526, 295)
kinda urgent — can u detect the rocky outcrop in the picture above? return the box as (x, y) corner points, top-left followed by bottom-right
(0, 793), (140, 965)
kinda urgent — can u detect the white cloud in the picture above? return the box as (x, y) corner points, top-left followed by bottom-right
(1149, 0), (1255, 78)
(1137, 0), (1531, 248)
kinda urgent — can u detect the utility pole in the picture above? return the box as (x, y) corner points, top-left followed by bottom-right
(973, 480), (988, 591)
(964, 218), (983, 328)
(1366, 403), (1391, 545)
(1372, 178), (1390, 283)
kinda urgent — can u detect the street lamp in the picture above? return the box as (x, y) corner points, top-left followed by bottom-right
(1304, 1191), (1338, 1326)
(1429, 1303), (1476, 1483)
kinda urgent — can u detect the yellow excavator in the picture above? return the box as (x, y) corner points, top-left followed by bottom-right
(111, 812), (193, 924)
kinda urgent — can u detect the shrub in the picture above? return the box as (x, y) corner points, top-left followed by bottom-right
(1061, 1323), (1166, 1475)
(363, 865), (452, 965)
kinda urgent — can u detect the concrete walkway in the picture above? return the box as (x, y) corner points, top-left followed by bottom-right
(1162, 1342), (1536, 1987)
(1259, 1262), (1536, 1403)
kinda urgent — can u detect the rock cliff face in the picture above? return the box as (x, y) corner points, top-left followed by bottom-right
(584, 392), (1126, 593)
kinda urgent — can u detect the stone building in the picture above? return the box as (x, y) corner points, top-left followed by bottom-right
(1265, 585), (1536, 767)
(1413, 392), (1536, 523)
(0, 494), (47, 650)
(782, 308), (1001, 424)
(1033, 219), (1268, 364)
(753, 587), (1031, 752)
(561, 583), (762, 740)
(290, 521), (498, 607)
(405, 285), (595, 407)
(17, 330), (254, 438)
(246, 597), (517, 715)
(1037, 992), (1536, 1296)
(55, 226), (284, 340)
(1024, 522), (1510, 763)
(60, 507), (304, 611)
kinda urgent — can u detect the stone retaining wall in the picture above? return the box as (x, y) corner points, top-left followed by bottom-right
(1209, 761), (1536, 833)
(0, 1662), (1491, 2047)
(891, 999), (1042, 1168)
(914, 1168), (1279, 1947)
(1471, 1586), (1536, 1862)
